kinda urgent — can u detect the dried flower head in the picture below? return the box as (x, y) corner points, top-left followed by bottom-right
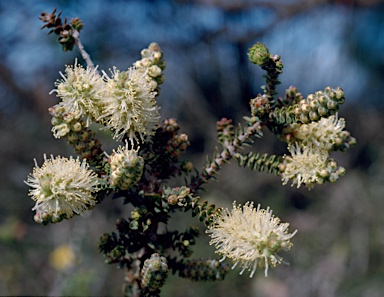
(100, 67), (160, 143)
(51, 60), (105, 126)
(25, 154), (99, 223)
(293, 115), (346, 151)
(281, 143), (328, 188)
(207, 202), (297, 277)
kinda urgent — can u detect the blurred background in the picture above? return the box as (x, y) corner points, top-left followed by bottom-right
(1, 0), (384, 296)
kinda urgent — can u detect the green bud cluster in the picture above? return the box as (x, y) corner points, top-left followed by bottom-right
(179, 259), (229, 282)
(129, 206), (152, 231)
(317, 158), (346, 185)
(134, 42), (166, 95)
(165, 133), (190, 159)
(333, 130), (357, 152)
(271, 87), (346, 125)
(299, 86), (345, 123)
(162, 186), (192, 207)
(141, 253), (168, 292)
(281, 86), (304, 106)
(49, 104), (103, 165)
(108, 146), (144, 190)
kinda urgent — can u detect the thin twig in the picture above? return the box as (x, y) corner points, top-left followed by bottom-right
(72, 30), (96, 70)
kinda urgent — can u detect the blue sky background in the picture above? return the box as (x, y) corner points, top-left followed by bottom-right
(1, 0), (384, 115)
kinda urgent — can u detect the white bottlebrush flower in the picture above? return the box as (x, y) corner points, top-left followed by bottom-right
(25, 154), (100, 223)
(99, 67), (160, 143)
(50, 60), (105, 126)
(293, 115), (345, 151)
(207, 202), (297, 277)
(281, 143), (328, 188)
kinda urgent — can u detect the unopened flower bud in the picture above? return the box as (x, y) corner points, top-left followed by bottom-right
(329, 172), (339, 183)
(141, 49), (151, 58)
(300, 114), (309, 124)
(152, 51), (162, 60)
(108, 143), (144, 190)
(309, 111), (319, 121)
(148, 65), (162, 78)
(141, 253), (168, 291)
(71, 122), (82, 132)
(248, 42), (270, 66)
(168, 194), (178, 205)
(148, 42), (161, 52)
(318, 106), (328, 116)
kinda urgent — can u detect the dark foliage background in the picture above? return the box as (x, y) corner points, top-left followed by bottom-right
(1, 0), (384, 296)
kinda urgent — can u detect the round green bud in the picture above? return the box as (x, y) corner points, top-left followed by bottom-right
(329, 173), (339, 183)
(248, 42), (270, 66)
(336, 167), (346, 176)
(318, 95), (328, 106)
(319, 169), (330, 178)
(301, 103), (310, 114)
(141, 49), (151, 58)
(318, 106), (328, 116)
(309, 111), (320, 121)
(327, 100), (338, 110)
(300, 113), (310, 124)
(148, 42), (161, 52)
(167, 194), (178, 205)
(309, 100), (318, 109)
(71, 122), (82, 132)
(334, 87), (344, 100)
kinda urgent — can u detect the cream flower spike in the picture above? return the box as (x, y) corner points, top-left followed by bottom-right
(25, 154), (100, 223)
(294, 114), (345, 151)
(207, 202), (297, 277)
(281, 143), (328, 188)
(50, 59), (105, 126)
(99, 66), (160, 143)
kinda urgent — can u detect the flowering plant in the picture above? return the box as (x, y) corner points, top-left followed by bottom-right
(26, 8), (355, 296)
